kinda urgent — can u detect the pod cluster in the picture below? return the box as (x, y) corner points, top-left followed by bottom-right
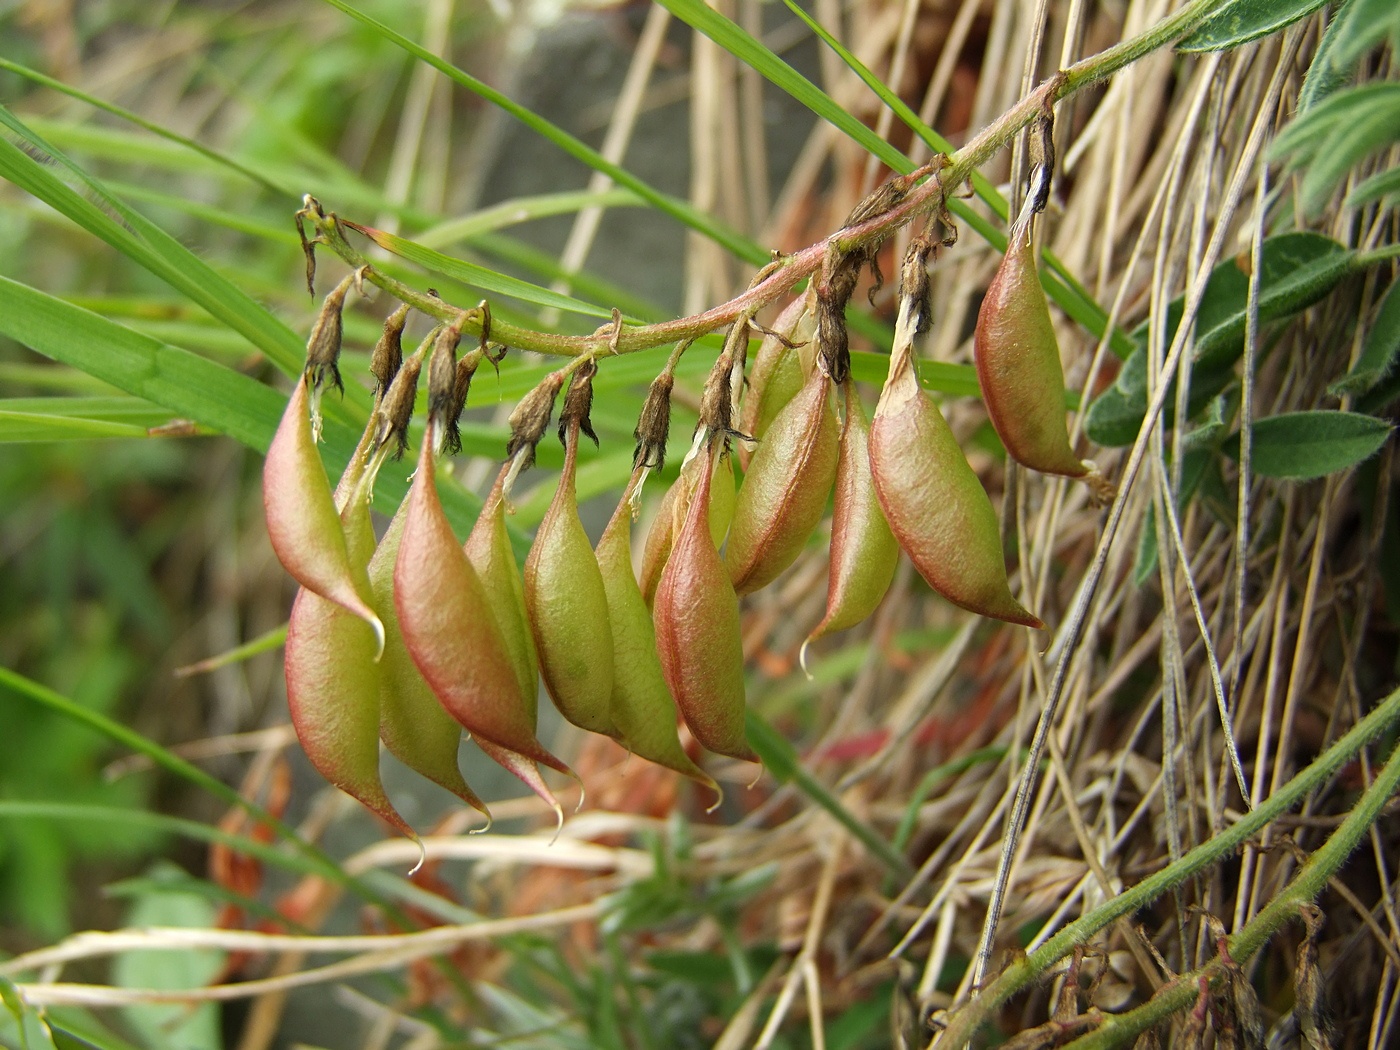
(268, 151), (1099, 836)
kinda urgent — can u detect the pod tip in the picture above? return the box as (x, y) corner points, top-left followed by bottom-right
(798, 638), (816, 680)
(407, 835), (426, 877)
(547, 801), (565, 845)
(703, 780), (725, 814)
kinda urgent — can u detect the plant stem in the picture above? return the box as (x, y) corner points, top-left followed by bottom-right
(1059, 721), (1400, 1050)
(313, 0), (1223, 361)
(932, 683), (1400, 1048)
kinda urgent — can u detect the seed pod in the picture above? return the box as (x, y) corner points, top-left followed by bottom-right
(974, 218), (1088, 478)
(639, 449), (735, 606)
(394, 425), (573, 780)
(653, 441), (757, 763)
(725, 365), (840, 595)
(368, 502), (491, 830)
(524, 418), (618, 738)
(806, 381), (899, 646)
(596, 471), (721, 804)
(869, 323), (1042, 629)
(285, 587), (414, 839)
(463, 466), (538, 704)
(264, 375), (384, 653)
(738, 299), (817, 469)
(284, 463), (413, 839)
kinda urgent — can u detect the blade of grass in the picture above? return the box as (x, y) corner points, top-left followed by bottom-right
(314, 0), (767, 265)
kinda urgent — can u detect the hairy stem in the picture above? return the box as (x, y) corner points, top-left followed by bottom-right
(311, 0), (1221, 360)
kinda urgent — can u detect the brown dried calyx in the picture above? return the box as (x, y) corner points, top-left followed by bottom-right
(373, 328), (434, 458)
(369, 303), (410, 397)
(698, 319), (751, 440)
(302, 273), (357, 433)
(505, 369), (568, 491)
(634, 370), (673, 471)
(558, 358), (599, 446)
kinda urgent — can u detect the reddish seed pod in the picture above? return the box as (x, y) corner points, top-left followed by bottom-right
(596, 472), (721, 804)
(738, 298), (816, 469)
(285, 586), (415, 839)
(368, 503), (491, 830)
(525, 422), (619, 738)
(394, 426), (573, 780)
(263, 375), (383, 651)
(725, 365), (840, 595)
(869, 350), (1043, 629)
(974, 218), (1088, 478)
(639, 449), (735, 607)
(284, 466), (414, 839)
(806, 381), (900, 647)
(653, 441), (757, 763)
(463, 466), (539, 703)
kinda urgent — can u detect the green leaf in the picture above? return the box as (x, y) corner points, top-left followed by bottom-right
(1177, 0), (1329, 52)
(1226, 410), (1392, 478)
(1299, 0), (1364, 110)
(0, 397), (175, 443)
(1346, 166), (1400, 210)
(1194, 232), (1356, 366)
(111, 864), (224, 1050)
(1272, 84), (1400, 216)
(1330, 280), (1400, 396)
(1327, 0), (1400, 68)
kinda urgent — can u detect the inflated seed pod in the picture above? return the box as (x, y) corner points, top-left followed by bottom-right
(806, 381), (900, 646)
(285, 587), (414, 838)
(870, 268), (1043, 629)
(639, 449), (735, 606)
(524, 420), (619, 738)
(725, 365), (840, 595)
(264, 375), (383, 651)
(974, 218), (1088, 478)
(284, 465), (413, 839)
(368, 502), (491, 830)
(596, 471), (721, 804)
(394, 425), (573, 779)
(463, 467), (539, 703)
(737, 299), (817, 469)
(653, 441), (757, 763)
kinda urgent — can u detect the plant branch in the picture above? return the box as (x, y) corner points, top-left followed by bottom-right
(310, 0), (1222, 362)
(931, 683), (1400, 1048)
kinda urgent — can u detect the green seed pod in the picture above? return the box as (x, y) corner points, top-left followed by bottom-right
(263, 375), (384, 653)
(725, 366), (840, 595)
(806, 381), (900, 647)
(869, 349), (1043, 629)
(653, 442), (757, 763)
(368, 502), (491, 830)
(738, 299), (816, 469)
(974, 219), (1088, 478)
(596, 471), (721, 805)
(285, 586), (414, 839)
(394, 426), (574, 782)
(464, 466), (539, 704)
(525, 421), (619, 738)
(639, 450), (735, 607)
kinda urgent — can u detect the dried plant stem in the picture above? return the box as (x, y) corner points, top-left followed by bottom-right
(934, 683), (1400, 1048)
(310, 0), (1221, 360)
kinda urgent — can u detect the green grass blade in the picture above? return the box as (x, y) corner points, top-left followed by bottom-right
(0, 108), (306, 376)
(315, 0), (766, 265)
(0, 59), (289, 195)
